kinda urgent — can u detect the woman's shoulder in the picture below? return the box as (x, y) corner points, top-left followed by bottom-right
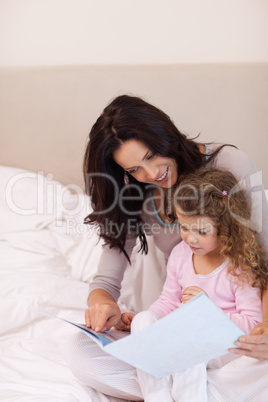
(208, 143), (258, 179)
(208, 143), (252, 162)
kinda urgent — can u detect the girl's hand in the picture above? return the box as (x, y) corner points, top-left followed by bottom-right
(181, 286), (208, 303)
(85, 301), (121, 333)
(229, 321), (268, 360)
(114, 312), (136, 332)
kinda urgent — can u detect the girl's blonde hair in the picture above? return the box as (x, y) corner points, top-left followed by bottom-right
(172, 167), (267, 294)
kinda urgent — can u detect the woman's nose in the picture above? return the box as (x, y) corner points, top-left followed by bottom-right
(144, 165), (158, 180)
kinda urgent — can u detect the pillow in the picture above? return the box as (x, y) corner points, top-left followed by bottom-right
(0, 166), (83, 235)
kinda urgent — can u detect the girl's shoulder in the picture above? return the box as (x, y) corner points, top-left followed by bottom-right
(170, 240), (191, 258)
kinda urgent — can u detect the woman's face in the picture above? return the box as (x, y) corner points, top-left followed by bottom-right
(113, 140), (178, 188)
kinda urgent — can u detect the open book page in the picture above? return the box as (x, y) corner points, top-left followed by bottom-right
(105, 293), (245, 378)
(30, 294), (244, 378)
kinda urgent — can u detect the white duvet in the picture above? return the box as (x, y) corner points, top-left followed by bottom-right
(0, 166), (166, 402)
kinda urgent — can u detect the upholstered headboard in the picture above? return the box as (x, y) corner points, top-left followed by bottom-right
(1, 64), (268, 188)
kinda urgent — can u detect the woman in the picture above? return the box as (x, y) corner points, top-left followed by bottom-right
(67, 95), (268, 400)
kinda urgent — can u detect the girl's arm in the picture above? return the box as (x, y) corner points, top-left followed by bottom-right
(149, 245), (184, 318)
(225, 282), (262, 335)
(114, 312), (135, 331)
(229, 284), (268, 360)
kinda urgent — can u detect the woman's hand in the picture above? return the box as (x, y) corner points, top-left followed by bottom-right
(181, 286), (208, 303)
(229, 321), (268, 360)
(114, 312), (136, 332)
(85, 289), (121, 332)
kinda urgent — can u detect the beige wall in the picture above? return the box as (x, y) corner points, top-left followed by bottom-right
(0, 1), (267, 187)
(0, 0), (268, 66)
(0, 65), (267, 187)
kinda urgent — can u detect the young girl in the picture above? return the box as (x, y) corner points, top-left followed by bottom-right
(115, 167), (268, 401)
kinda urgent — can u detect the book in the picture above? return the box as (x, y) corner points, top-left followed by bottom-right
(33, 293), (245, 378)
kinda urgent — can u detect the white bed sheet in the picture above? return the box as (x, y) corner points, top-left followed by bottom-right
(0, 166), (166, 402)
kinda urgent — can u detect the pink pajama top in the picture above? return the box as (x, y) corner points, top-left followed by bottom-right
(149, 241), (263, 335)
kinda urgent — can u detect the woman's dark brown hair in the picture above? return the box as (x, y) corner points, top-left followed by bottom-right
(83, 95), (234, 259)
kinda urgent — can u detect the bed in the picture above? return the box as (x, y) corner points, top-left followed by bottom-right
(0, 165), (167, 401)
(1, 64), (268, 401)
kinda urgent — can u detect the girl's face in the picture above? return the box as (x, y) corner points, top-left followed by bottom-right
(113, 140), (178, 188)
(176, 210), (221, 257)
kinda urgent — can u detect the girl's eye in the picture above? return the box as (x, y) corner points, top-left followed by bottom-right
(198, 231), (207, 236)
(180, 226), (188, 232)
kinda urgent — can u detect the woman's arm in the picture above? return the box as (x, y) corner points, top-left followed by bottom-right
(85, 289), (121, 332)
(89, 235), (137, 301)
(85, 235), (137, 332)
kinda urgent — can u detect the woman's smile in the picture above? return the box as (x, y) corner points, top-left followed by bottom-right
(155, 167), (168, 182)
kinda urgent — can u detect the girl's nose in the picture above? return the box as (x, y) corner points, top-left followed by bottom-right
(188, 232), (198, 244)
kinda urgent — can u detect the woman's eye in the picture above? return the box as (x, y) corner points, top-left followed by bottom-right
(198, 231), (207, 236)
(180, 226), (188, 232)
(127, 168), (137, 174)
(147, 153), (156, 160)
